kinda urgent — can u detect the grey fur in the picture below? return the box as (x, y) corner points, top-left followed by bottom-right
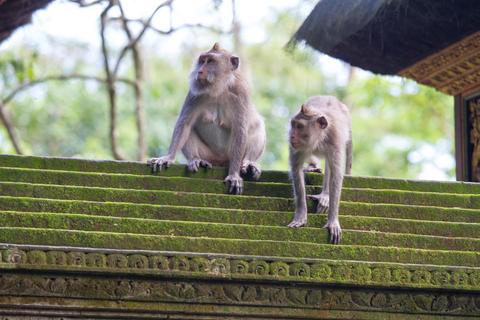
(148, 44), (266, 195)
(287, 96), (352, 244)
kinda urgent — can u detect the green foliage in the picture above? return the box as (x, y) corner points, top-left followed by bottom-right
(0, 3), (455, 180)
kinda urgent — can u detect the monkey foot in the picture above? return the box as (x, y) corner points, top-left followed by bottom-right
(224, 174), (243, 195)
(308, 193), (329, 213)
(187, 158), (212, 172)
(303, 165), (323, 173)
(148, 156), (174, 173)
(324, 220), (342, 244)
(241, 161), (262, 180)
(287, 217), (307, 228)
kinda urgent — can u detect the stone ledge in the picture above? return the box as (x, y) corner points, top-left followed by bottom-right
(0, 228), (479, 267)
(0, 271), (478, 318)
(0, 244), (478, 292)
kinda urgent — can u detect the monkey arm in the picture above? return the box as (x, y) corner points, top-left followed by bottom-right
(325, 151), (345, 244)
(166, 92), (201, 158)
(288, 151), (308, 227)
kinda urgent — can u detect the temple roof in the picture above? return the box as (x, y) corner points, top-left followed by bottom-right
(0, 0), (53, 45)
(292, 0), (480, 95)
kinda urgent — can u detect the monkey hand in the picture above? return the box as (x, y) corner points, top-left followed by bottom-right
(224, 174), (243, 195)
(288, 211), (307, 228)
(148, 155), (174, 173)
(187, 158), (213, 172)
(308, 193), (329, 213)
(324, 219), (342, 244)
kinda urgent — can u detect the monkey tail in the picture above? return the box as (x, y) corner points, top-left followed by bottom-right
(345, 138), (353, 175)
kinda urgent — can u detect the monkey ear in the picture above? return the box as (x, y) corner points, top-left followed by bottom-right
(211, 42), (221, 51)
(230, 56), (240, 70)
(317, 116), (328, 129)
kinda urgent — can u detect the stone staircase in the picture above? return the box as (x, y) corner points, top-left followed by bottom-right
(0, 154), (478, 319)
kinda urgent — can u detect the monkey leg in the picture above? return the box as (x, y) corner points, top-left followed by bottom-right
(240, 127), (265, 181)
(181, 131), (221, 172)
(308, 161), (330, 213)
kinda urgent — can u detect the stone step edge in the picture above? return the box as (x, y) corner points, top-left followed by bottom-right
(4, 166), (479, 198)
(0, 227), (478, 267)
(3, 199), (480, 238)
(1, 243), (478, 292)
(0, 210), (479, 252)
(1, 154), (478, 194)
(2, 181), (479, 211)
(3, 196), (480, 224)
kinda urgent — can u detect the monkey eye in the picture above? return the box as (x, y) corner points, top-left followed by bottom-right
(296, 123), (305, 129)
(207, 59), (215, 64)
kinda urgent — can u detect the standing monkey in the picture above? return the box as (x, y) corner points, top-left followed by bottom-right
(288, 96), (352, 244)
(148, 43), (266, 194)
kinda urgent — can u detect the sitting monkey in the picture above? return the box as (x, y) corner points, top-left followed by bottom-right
(148, 43), (266, 195)
(288, 96), (352, 244)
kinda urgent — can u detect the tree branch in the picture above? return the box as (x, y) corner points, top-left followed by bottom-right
(1, 74), (134, 107)
(100, 0), (125, 160)
(0, 73), (134, 155)
(117, 1), (146, 161)
(112, 0), (173, 76)
(0, 104), (22, 154)
(69, 0), (106, 7)
(109, 17), (229, 36)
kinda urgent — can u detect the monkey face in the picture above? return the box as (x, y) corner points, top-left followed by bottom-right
(289, 118), (310, 149)
(189, 43), (241, 96)
(194, 53), (239, 85)
(195, 54), (220, 85)
(290, 112), (329, 150)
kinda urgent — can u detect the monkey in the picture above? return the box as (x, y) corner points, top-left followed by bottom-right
(287, 96), (352, 244)
(148, 43), (266, 195)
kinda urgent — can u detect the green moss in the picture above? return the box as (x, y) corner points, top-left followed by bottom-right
(3, 154), (480, 195)
(0, 167), (297, 198)
(0, 211), (478, 251)
(0, 181), (296, 211)
(1, 197), (479, 238)
(3, 180), (480, 214)
(0, 227), (478, 266)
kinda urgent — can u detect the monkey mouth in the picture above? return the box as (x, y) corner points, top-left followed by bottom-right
(196, 77), (211, 86)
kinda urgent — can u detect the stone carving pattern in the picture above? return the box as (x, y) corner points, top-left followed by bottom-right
(0, 248), (478, 290)
(0, 273), (478, 316)
(399, 31), (480, 95)
(468, 96), (480, 182)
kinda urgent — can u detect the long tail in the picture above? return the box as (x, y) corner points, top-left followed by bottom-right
(345, 136), (353, 175)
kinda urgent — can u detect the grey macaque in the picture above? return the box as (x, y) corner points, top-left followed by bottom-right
(148, 43), (266, 195)
(288, 96), (352, 244)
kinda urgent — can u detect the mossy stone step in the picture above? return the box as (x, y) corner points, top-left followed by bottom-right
(2, 197), (480, 238)
(0, 227), (478, 267)
(2, 154), (480, 194)
(3, 196), (479, 224)
(1, 210), (479, 251)
(2, 181), (480, 212)
(5, 167), (480, 204)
